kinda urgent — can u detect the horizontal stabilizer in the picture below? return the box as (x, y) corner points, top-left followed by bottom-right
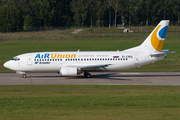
(150, 49), (175, 57)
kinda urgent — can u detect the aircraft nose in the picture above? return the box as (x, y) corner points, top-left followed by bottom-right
(3, 61), (11, 69)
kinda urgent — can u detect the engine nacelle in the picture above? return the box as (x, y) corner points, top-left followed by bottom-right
(60, 67), (80, 76)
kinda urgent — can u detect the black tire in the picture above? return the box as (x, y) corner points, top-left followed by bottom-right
(84, 72), (91, 78)
(86, 73), (91, 78)
(22, 74), (26, 78)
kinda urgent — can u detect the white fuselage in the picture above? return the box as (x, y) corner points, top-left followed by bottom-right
(4, 50), (165, 73)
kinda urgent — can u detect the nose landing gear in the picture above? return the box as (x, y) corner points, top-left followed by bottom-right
(16, 71), (26, 78)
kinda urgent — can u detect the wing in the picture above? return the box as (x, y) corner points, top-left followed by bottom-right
(80, 64), (111, 70)
(66, 64), (111, 71)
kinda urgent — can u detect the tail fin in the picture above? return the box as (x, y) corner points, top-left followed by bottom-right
(140, 20), (169, 52)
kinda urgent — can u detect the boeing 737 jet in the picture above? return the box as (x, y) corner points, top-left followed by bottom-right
(4, 20), (173, 78)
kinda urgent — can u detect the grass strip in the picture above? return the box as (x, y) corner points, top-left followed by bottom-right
(0, 85), (180, 120)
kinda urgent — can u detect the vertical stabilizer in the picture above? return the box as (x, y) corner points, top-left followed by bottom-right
(140, 20), (169, 52)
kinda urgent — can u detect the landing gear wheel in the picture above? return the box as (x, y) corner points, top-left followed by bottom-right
(84, 72), (91, 78)
(22, 74), (26, 78)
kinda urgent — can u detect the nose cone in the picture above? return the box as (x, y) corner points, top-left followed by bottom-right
(3, 61), (11, 69)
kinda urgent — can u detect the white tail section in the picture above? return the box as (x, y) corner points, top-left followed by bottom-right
(140, 20), (169, 52)
(125, 20), (169, 53)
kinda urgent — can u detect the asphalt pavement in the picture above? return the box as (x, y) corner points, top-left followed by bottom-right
(0, 72), (180, 85)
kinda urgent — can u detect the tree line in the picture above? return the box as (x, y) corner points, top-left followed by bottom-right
(0, 0), (180, 32)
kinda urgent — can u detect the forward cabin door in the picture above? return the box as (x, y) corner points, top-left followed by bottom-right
(134, 54), (139, 65)
(27, 55), (32, 65)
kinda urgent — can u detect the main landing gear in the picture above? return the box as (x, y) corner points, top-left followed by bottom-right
(22, 74), (26, 78)
(84, 72), (91, 78)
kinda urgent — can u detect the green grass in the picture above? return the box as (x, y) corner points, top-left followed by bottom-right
(0, 85), (180, 120)
(0, 26), (180, 72)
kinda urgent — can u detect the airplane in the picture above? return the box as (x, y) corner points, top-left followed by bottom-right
(3, 20), (174, 78)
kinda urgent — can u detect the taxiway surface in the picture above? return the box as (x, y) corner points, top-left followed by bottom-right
(0, 72), (180, 85)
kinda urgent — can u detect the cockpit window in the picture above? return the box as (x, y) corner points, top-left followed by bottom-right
(12, 57), (20, 61)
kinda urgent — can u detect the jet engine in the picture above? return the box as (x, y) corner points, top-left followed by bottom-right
(60, 67), (81, 76)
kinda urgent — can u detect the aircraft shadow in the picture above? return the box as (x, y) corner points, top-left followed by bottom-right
(27, 73), (128, 80)
(26, 73), (180, 81)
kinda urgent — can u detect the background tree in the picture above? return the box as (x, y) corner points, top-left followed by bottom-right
(95, 0), (107, 27)
(125, 0), (138, 26)
(0, 0), (180, 32)
(87, 0), (96, 27)
(144, 0), (152, 26)
(0, 5), (22, 32)
(54, 0), (73, 26)
(12, 0), (55, 27)
(24, 15), (33, 31)
(71, 0), (88, 27)
(108, 0), (120, 27)
(173, 0), (180, 23)
(36, 0), (55, 27)
(109, 0), (126, 27)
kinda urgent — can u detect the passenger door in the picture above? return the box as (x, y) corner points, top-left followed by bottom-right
(27, 55), (32, 65)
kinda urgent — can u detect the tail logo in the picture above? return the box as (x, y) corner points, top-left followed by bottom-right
(151, 25), (168, 52)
